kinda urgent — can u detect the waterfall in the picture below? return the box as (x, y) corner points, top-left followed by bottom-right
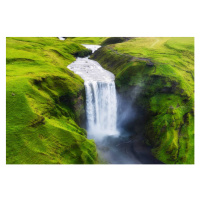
(66, 44), (154, 164)
(85, 81), (118, 138)
(67, 45), (119, 140)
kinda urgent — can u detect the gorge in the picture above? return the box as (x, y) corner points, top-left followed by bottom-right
(67, 45), (162, 164)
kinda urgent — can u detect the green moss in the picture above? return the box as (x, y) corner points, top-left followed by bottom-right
(68, 37), (108, 45)
(6, 37), (98, 164)
(92, 37), (194, 164)
(101, 37), (128, 46)
(74, 49), (92, 57)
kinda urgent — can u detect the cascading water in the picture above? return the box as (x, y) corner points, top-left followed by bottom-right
(85, 81), (118, 139)
(67, 44), (161, 164)
(67, 45), (119, 141)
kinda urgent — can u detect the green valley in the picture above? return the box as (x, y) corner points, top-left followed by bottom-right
(6, 37), (194, 164)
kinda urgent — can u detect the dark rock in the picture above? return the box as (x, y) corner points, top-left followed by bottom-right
(101, 37), (128, 46)
(74, 49), (92, 58)
(146, 61), (154, 67)
(161, 87), (172, 93)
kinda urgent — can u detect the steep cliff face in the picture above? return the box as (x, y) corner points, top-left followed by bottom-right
(6, 37), (97, 164)
(91, 37), (194, 164)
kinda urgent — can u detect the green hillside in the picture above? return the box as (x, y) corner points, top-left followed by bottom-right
(6, 37), (98, 164)
(6, 37), (194, 164)
(92, 37), (194, 164)
(68, 37), (107, 45)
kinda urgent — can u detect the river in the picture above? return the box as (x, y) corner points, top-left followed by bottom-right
(67, 45), (162, 164)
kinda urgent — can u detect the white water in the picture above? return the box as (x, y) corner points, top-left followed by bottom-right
(58, 37), (65, 40)
(67, 45), (119, 141)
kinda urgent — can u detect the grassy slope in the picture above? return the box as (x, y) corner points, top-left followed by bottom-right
(92, 37), (194, 164)
(6, 37), (98, 164)
(69, 37), (108, 45)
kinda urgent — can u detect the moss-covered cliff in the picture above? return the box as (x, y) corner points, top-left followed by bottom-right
(91, 37), (194, 164)
(6, 37), (98, 164)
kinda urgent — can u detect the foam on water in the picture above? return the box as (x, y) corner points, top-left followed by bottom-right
(67, 45), (119, 141)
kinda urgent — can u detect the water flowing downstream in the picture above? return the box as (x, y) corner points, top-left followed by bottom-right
(67, 45), (161, 164)
(67, 45), (119, 141)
